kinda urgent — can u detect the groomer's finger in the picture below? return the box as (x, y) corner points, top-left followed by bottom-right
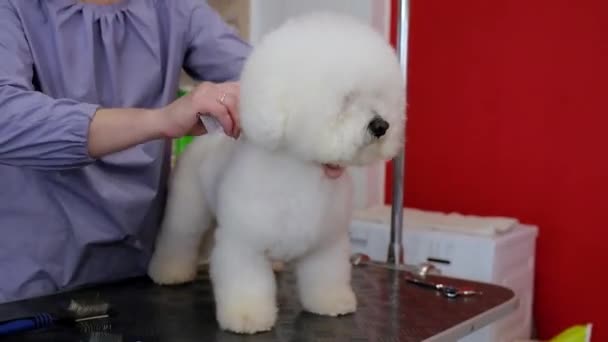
(191, 81), (237, 137)
(218, 83), (241, 137)
(219, 93), (239, 137)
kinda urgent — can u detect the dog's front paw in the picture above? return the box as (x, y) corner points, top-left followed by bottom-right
(216, 296), (278, 334)
(301, 286), (357, 317)
(147, 252), (198, 285)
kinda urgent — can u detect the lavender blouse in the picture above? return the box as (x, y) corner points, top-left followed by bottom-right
(0, 0), (251, 303)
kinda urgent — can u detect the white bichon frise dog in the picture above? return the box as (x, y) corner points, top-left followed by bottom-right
(148, 11), (405, 334)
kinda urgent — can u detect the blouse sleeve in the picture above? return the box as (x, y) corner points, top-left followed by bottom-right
(183, 1), (252, 82)
(0, 3), (100, 171)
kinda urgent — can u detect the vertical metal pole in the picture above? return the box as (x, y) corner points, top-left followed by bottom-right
(387, 0), (410, 266)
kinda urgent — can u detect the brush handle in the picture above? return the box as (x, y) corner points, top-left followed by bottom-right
(0, 313), (55, 336)
(199, 114), (222, 133)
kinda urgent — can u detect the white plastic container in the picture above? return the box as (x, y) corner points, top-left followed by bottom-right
(349, 216), (538, 342)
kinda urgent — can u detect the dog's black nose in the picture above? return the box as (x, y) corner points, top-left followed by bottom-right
(368, 117), (389, 138)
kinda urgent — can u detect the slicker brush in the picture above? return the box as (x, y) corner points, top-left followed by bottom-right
(0, 298), (112, 337)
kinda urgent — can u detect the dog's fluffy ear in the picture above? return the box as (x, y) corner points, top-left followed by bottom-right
(238, 78), (286, 150)
(238, 45), (288, 150)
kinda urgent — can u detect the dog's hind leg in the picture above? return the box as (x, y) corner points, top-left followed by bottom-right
(147, 138), (214, 285)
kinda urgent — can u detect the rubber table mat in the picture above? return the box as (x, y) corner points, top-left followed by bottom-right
(0, 265), (515, 342)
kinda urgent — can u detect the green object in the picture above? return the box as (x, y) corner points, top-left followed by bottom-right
(550, 324), (592, 342)
(177, 89), (188, 98)
(174, 135), (194, 155)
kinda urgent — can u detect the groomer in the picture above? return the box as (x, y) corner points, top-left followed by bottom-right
(0, 0), (251, 303)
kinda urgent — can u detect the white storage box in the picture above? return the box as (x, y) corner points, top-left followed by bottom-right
(349, 208), (538, 342)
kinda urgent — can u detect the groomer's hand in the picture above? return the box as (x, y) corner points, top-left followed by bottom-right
(156, 81), (241, 138)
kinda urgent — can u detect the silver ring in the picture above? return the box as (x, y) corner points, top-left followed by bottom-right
(218, 92), (227, 105)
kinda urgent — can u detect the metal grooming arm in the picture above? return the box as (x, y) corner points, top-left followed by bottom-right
(387, 0), (409, 266)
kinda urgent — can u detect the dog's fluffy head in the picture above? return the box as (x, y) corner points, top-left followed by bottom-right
(239, 12), (406, 167)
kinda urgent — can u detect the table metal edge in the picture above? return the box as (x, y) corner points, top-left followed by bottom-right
(423, 295), (519, 342)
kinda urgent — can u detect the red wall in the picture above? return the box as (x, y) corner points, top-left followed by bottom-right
(386, 0), (608, 339)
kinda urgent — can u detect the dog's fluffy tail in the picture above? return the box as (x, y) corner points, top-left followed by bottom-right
(148, 133), (232, 283)
(163, 135), (215, 235)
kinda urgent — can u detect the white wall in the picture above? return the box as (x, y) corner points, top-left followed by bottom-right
(249, 0), (392, 210)
(249, 0), (389, 45)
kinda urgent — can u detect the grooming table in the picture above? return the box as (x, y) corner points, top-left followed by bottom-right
(0, 265), (516, 342)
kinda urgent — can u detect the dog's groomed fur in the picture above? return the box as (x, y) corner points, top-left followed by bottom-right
(147, 12), (406, 334)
